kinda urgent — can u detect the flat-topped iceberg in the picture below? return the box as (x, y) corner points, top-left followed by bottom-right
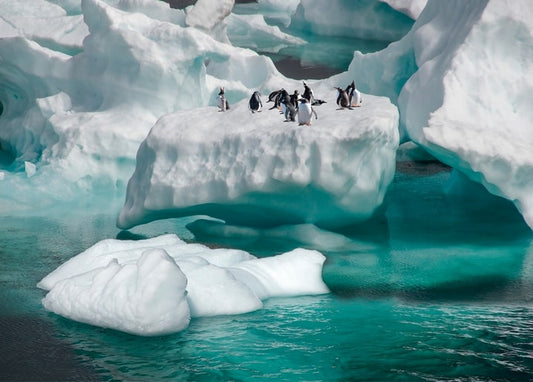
(117, 88), (399, 230)
(38, 234), (329, 336)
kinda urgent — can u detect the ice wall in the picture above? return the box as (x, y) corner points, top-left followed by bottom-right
(341, 0), (533, 230)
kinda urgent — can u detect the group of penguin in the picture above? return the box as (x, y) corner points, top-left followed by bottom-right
(217, 81), (362, 126)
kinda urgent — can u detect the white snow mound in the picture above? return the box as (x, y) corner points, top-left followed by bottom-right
(38, 234), (329, 336)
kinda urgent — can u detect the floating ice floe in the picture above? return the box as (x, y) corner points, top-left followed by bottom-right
(38, 234), (329, 336)
(117, 85), (399, 230)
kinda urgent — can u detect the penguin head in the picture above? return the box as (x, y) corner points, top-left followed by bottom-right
(218, 87), (225, 95)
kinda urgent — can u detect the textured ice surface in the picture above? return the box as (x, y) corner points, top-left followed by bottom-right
(0, 0), (285, 211)
(117, 86), (399, 230)
(342, 0), (533, 229)
(38, 234), (329, 335)
(290, 0), (414, 42)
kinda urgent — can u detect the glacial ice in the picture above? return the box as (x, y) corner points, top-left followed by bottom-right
(400, 0), (533, 229)
(289, 0), (415, 42)
(342, 0), (533, 229)
(117, 88), (399, 230)
(38, 234), (329, 335)
(0, 0), (285, 211)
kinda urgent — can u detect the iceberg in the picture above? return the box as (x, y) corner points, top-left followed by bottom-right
(117, 88), (399, 230)
(0, 0), (286, 211)
(343, 0), (533, 230)
(38, 234), (329, 335)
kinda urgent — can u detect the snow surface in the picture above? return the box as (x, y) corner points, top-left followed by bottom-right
(38, 234), (329, 336)
(340, 0), (533, 230)
(117, 88), (399, 230)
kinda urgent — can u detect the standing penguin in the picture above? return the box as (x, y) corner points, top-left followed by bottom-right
(302, 82), (315, 104)
(346, 80), (362, 107)
(297, 98), (318, 126)
(280, 89), (296, 122)
(335, 87), (351, 110)
(249, 91), (262, 113)
(217, 87), (230, 112)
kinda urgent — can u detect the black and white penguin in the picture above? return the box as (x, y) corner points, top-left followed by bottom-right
(279, 89), (296, 122)
(346, 80), (362, 107)
(217, 87), (230, 112)
(297, 98), (318, 126)
(267, 89), (284, 112)
(302, 82), (315, 103)
(290, 90), (300, 110)
(335, 87), (351, 110)
(249, 91), (262, 113)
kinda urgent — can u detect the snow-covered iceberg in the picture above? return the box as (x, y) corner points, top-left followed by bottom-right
(0, 0), (286, 211)
(117, 88), (399, 230)
(342, 0), (533, 230)
(38, 234), (329, 336)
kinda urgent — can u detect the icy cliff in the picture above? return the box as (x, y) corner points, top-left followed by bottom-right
(342, 0), (533, 229)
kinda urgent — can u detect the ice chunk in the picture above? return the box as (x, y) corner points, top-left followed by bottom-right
(39, 234), (329, 335)
(42, 249), (191, 336)
(117, 88), (399, 230)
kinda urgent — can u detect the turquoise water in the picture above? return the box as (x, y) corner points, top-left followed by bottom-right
(1, 166), (532, 381)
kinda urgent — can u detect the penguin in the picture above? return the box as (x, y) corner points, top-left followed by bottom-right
(217, 87), (230, 112)
(267, 89), (281, 103)
(249, 91), (262, 113)
(335, 87), (351, 110)
(297, 98), (318, 126)
(346, 80), (362, 107)
(290, 90), (300, 110)
(302, 82), (315, 103)
(267, 89), (284, 112)
(312, 99), (327, 106)
(279, 89), (296, 122)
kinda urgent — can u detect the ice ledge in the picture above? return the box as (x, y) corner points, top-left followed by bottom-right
(118, 91), (399, 230)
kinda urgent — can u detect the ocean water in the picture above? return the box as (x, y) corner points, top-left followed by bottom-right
(1, 165), (532, 382)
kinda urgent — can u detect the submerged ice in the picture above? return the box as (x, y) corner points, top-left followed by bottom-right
(38, 234), (329, 336)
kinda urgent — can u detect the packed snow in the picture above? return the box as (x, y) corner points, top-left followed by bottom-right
(38, 234), (329, 336)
